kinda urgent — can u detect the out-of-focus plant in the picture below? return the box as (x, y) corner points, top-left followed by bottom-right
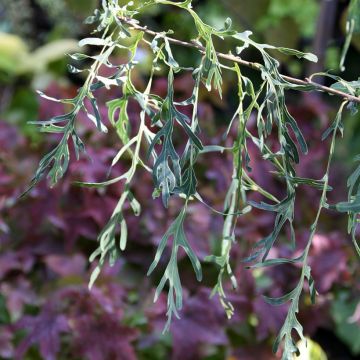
(341, 0), (360, 70)
(22, 1), (360, 359)
(331, 291), (360, 354)
(0, 0), (97, 45)
(0, 33), (80, 76)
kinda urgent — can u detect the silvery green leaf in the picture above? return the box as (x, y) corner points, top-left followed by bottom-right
(147, 206), (202, 331)
(275, 47), (318, 62)
(79, 37), (110, 47)
(89, 96), (108, 133)
(67, 52), (89, 61)
(67, 65), (84, 74)
(36, 90), (61, 103)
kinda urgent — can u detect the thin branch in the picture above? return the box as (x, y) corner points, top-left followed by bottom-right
(120, 17), (360, 105)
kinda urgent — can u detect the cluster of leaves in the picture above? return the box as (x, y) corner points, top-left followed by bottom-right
(21, 0), (360, 359)
(1, 69), (359, 359)
(0, 79), (358, 360)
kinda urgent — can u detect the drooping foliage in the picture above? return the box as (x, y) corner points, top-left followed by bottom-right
(25, 1), (360, 359)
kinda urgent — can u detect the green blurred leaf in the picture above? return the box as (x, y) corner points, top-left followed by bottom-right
(331, 293), (360, 355)
(64, 0), (97, 15)
(0, 32), (28, 74)
(22, 39), (80, 73)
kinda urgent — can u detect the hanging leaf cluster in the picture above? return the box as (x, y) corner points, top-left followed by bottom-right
(25, 1), (360, 359)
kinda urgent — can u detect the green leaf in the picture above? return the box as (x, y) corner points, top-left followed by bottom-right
(331, 79), (360, 96)
(331, 292), (360, 354)
(248, 194), (295, 261)
(79, 37), (110, 47)
(148, 120), (180, 207)
(274, 173), (333, 191)
(155, 0), (193, 9)
(151, 35), (180, 71)
(248, 254), (304, 269)
(119, 217), (128, 251)
(89, 265), (102, 289)
(174, 167), (197, 198)
(89, 95), (108, 133)
(147, 206), (202, 331)
(334, 150), (360, 257)
(128, 190), (141, 216)
(336, 196), (360, 213)
(148, 69), (202, 206)
(304, 265), (317, 305)
(201, 44), (223, 97)
(36, 90), (62, 103)
(268, 282), (307, 359)
(67, 64), (84, 74)
(67, 52), (89, 61)
(263, 288), (297, 306)
(107, 98), (131, 144)
(275, 47), (318, 62)
(73, 171), (130, 188)
(88, 188), (140, 287)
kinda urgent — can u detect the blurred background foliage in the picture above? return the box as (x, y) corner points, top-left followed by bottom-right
(0, 0), (360, 359)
